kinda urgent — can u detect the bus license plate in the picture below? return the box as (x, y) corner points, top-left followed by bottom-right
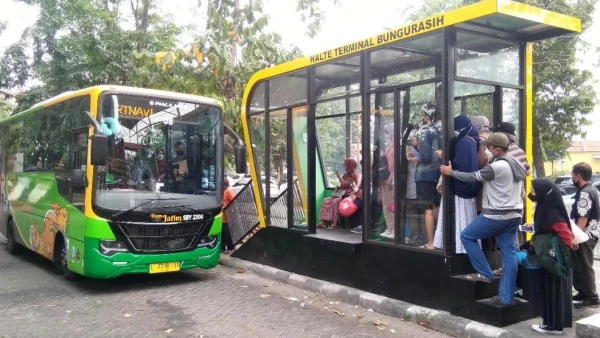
(149, 262), (181, 274)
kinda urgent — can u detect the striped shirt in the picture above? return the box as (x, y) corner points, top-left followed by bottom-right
(508, 143), (530, 172)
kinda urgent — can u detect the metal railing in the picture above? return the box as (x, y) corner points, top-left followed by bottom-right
(224, 182), (260, 246)
(269, 180), (306, 228)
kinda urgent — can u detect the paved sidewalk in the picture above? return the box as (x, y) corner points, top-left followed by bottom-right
(221, 255), (600, 338)
(0, 236), (446, 338)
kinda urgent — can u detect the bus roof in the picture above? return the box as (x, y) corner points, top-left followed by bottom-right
(2, 85), (222, 124)
(243, 0), (581, 100)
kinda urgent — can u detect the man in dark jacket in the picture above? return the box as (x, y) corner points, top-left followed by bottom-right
(570, 162), (600, 307)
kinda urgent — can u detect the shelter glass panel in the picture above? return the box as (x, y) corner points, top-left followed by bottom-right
(403, 83), (442, 250)
(269, 70), (308, 110)
(248, 113), (266, 212)
(454, 81), (495, 122)
(291, 106), (309, 229)
(249, 82), (266, 114)
(502, 88), (521, 145)
(456, 33), (520, 86)
(315, 55), (361, 100)
(316, 115), (347, 188)
(370, 32), (442, 89)
(267, 112), (289, 228)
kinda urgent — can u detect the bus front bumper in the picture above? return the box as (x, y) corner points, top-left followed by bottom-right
(82, 236), (221, 279)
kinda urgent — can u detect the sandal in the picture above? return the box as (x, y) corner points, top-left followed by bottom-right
(464, 273), (493, 283)
(327, 222), (339, 230)
(317, 222), (328, 228)
(419, 244), (434, 250)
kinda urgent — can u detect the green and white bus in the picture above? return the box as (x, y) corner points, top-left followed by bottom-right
(0, 85), (246, 279)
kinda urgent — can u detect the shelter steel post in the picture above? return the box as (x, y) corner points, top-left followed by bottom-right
(287, 107), (294, 229)
(307, 67), (317, 234)
(361, 52), (371, 243)
(442, 27), (457, 256)
(264, 81), (271, 226)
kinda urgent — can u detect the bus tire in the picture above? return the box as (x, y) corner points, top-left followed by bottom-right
(6, 218), (23, 255)
(53, 235), (80, 281)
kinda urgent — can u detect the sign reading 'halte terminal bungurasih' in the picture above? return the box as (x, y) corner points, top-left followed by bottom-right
(309, 15), (445, 64)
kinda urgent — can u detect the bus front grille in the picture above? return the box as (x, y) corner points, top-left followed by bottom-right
(111, 220), (212, 253)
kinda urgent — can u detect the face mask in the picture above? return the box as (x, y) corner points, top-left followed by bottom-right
(527, 193), (539, 202)
(156, 155), (164, 161)
(176, 150), (185, 156)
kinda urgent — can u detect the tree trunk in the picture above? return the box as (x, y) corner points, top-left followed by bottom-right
(532, 123), (546, 177)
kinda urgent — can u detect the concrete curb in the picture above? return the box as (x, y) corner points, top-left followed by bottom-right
(220, 255), (527, 338)
(576, 313), (600, 338)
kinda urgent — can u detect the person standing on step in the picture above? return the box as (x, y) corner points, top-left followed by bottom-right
(439, 132), (526, 306)
(415, 104), (442, 250)
(570, 162), (600, 307)
(517, 178), (574, 335)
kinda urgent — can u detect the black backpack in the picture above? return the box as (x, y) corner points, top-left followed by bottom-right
(374, 155), (391, 184)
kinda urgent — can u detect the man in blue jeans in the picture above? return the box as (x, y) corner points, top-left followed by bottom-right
(440, 132), (526, 305)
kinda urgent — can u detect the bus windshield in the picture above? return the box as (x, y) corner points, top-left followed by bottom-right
(94, 93), (223, 214)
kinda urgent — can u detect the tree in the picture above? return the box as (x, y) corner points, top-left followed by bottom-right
(409, 0), (597, 177)
(1, 0), (181, 101)
(132, 0), (339, 176)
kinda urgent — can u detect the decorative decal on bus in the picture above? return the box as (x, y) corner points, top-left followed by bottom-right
(309, 15), (445, 64)
(30, 202), (69, 260)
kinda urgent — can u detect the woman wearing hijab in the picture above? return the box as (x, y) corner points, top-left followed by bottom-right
(317, 158), (359, 230)
(518, 178), (574, 335)
(433, 115), (481, 253)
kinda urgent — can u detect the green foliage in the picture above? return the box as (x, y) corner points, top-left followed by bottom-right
(0, 98), (14, 120)
(1, 0), (181, 104)
(132, 0), (336, 172)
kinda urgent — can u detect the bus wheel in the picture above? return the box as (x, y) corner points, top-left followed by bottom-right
(6, 219), (23, 255)
(53, 235), (80, 281)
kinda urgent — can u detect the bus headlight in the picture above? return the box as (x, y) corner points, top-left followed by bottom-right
(99, 240), (129, 256)
(197, 236), (217, 249)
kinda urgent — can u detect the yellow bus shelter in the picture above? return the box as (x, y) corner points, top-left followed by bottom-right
(233, 0), (580, 327)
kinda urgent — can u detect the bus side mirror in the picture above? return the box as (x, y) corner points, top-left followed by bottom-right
(71, 169), (86, 187)
(90, 134), (108, 166)
(234, 146), (247, 174)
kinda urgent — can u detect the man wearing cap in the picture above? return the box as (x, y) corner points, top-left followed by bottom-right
(440, 132), (526, 305)
(492, 122), (530, 175)
(415, 104), (442, 250)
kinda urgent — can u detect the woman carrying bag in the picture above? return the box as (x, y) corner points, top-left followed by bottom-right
(517, 178), (575, 335)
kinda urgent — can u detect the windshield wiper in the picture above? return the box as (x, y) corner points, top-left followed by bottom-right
(111, 198), (184, 221)
(151, 204), (195, 210)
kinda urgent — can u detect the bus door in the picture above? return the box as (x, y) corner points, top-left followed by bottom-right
(70, 127), (89, 210)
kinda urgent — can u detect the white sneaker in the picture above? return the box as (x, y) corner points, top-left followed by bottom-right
(532, 324), (563, 335)
(380, 231), (394, 239)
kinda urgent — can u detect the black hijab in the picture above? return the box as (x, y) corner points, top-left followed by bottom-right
(532, 178), (571, 233)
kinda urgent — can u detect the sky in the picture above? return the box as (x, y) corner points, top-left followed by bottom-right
(2, 0), (600, 139)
